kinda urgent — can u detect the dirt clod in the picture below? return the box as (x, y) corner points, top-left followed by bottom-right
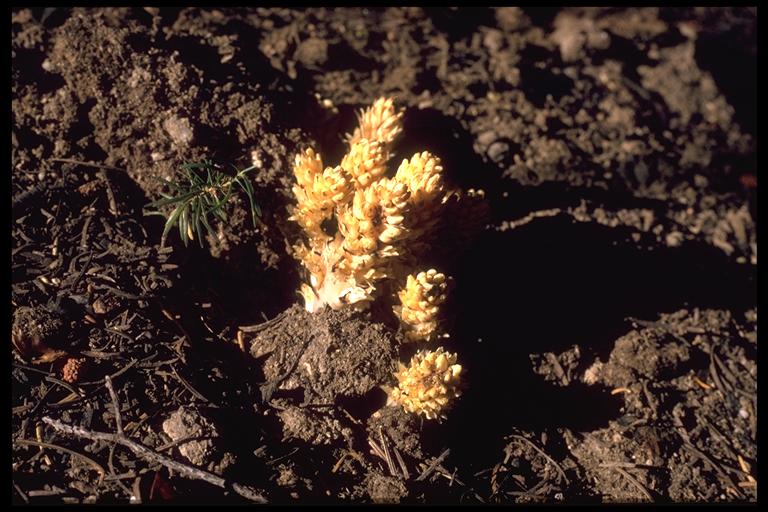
(161, 406), (235, 475)
(249, 304), (400, 403)
(363, 470), (408, 504)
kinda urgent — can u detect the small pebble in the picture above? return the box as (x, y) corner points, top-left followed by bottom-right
(163, 115), (194, 146)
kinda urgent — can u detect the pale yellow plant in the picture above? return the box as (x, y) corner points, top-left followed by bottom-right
(387, 347), (463, 420)
(287, 97), (484, 420)
(290, 97), (453, 314)
(393, 269), (450, 342)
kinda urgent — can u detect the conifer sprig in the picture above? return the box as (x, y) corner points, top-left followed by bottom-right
(146, 160), (260, 247)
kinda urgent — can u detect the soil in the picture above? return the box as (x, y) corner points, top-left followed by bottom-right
(12, 7), (756, 504)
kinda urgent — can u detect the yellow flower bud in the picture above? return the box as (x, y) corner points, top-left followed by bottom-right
(387, 347), (463, 420)
(393, 269), (450, 342)
(348, 97), (404, 151)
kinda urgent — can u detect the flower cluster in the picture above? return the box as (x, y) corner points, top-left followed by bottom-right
(288, 97), (480, 419)
(289, 97), (450, 314)
(393, 269), (450, 342)
(387, 347), (463, 420)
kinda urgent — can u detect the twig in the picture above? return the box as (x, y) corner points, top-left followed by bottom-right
(42, 417), (267, 502)
(13, 482), (29, 504)
(171, 366), (214, 405)
(709, 348), (731, 392)
(507, 435), (570, 485)
(14, 438), (106, 482)
(434, 464), (466, 487)
(379, 428), (398, 477)
(700, 416), (740, 463)
(239, 310), (288, 333)
(105, 376), (123, 435)
(108, 441), (135, 499)
(416, 449), (450, 482)
(641, 380), (658, 420)
(51, 158), (127, 172)
(44, 375), (83, 398)
(78, 358), (139, 386)
(265, 447), (299, 466)
(80, 216), (93, 249)
(614, 467), (654, 502)
(368, 438), (387, 461)
(599, 461), (662, 470)
(332, 451), (349, 474)
(70, 250), (93, 289)
(98, 169), (119, 215)
(92, 284), (143, 300)
(26, 384), (57, 418)
(506, 477), (549, 497)
(156, 435), (218, 452)
(27, 487), (66, 497)
(393, 445), (410, 480)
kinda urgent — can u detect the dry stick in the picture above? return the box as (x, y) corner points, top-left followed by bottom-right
(239, 310), (288, 333)
(416, 449), (450, 482)
(14, 438), (106, 481)
(264, 447), (299, 466)
(712, 347), (740, 386)
(434, 464), (466, 487)
(51, 158), (127, 172)
(392, 445), (410, 480)
(27, 487), (66, 497)
(672, 410), (744, 499)
(506, 477), (549, 497)
(379, 428), (398, 477)
(78, 358), (139, 386)
(368, 438), (387, 461)
(508, 435), (570, 485)
(711, 348), (754, 399)
(98, 169), (119, 215)
(641, 380), (658, 420)
(70, 250), (93, 288)
(171, 366), (213, 404)
(41, 421), (268, 504)
(332, 452), (349, 474)
(614, 467), (654, 502)
(599, 461), (662, 470)
(13, 482), (29, 504)
(108, 441), (135, 499)
(680, 443), (744, 498)
(104, 471), (139, 482)
(105, 376), (123, 434)
(700, 416), (741, 464)
(708, 348), (732, 392)
(156, 435), (218, 452)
